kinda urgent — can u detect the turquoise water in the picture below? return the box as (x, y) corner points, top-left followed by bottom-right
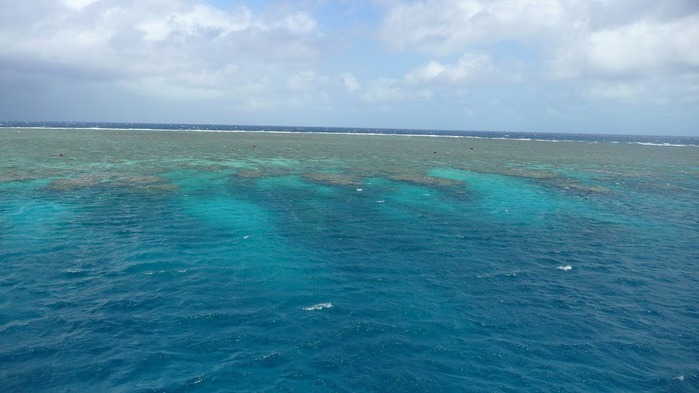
(1, 128), (698, 392)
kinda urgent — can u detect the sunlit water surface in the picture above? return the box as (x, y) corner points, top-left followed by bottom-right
(1, 128), (698, 392)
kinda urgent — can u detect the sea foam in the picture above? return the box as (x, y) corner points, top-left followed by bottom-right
(303, 302), (333, 311)
(557, 265), (573, 271)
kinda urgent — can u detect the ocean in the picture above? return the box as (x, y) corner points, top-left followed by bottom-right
(1, 123), (698, 392)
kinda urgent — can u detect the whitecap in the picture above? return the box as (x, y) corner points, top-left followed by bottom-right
(635, 142), (688, 147)
(673, 375), (684, 381)
(303, 302), (333, 311)
(557, 265), (572, 271)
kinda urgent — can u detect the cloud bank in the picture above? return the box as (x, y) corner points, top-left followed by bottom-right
(0, 0), (697, 134)
(0, 0), (320, 106)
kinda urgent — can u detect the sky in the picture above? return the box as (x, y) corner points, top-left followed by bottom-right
(1, 0), (698, 135)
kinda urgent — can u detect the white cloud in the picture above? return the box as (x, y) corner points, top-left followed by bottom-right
(340, 72), (360, 93)
(1, 0), (698, 134)
(378, 0), (699, 106)
(279, 12), (318, 34)
(380, 0), (571, 54)
(138, 19), (173, 42)
(62, 0), (100, 11)
(0, 0), (320, 102)
(138, 4), (253, 42)
(552, 15), (699, 79)
(378, 0), (699, 80)
(404, 53), (494, 86)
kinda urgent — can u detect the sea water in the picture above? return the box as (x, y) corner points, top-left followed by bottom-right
(1, 126), (698, 392)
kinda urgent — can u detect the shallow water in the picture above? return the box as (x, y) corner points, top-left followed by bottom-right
(1, 128), (698, 392)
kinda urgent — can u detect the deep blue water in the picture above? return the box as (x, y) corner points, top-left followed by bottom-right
(1, 126), (698, 392)
(2, 120), (698, 146)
